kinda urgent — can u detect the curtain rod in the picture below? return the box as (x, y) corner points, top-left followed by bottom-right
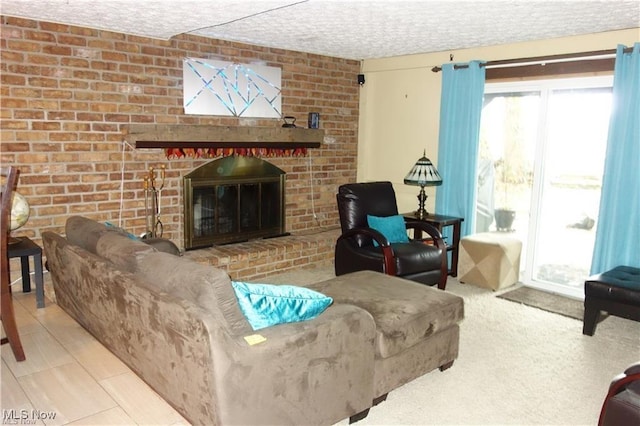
(430, 48), (632, 73)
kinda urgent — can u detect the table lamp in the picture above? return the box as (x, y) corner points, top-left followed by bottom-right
(404, 151), (442, 219)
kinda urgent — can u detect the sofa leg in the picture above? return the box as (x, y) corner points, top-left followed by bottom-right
(439, 360), (454, 371)
(349, 393), (387, 423)
(349, 408), (370, 424)
(373, 393), (388, 406)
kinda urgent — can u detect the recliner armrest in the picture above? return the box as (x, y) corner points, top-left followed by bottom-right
(624, 362), (640, 377)
(600, 361), (640, 426)
(404, 220), (446, 250)
(337, 228), (397, 275)
(338, 227), (391, 248)
(608, 362), (640, 393)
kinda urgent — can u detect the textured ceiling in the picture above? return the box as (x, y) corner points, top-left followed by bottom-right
(2, 0), (639, 60)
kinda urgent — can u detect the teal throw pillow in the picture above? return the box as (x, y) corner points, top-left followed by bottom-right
(367, 214), (409, 247)
(105, 221), (140, 241)
(231, 281), (333, 330)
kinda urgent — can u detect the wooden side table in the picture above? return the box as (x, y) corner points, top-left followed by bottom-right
(8, 236), (45, 308)
(403, 213), (464, 277)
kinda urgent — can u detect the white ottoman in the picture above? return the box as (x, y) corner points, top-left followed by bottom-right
(458, 232), (522, 291)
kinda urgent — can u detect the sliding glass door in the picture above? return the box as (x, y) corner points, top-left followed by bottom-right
(477, 77), (613, 299)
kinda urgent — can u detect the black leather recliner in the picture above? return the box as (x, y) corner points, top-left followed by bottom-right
(334, 181), (448, 290)
(599, 362), (640, 426)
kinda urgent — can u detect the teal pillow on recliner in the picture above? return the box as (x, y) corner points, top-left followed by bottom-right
(231, 281), (333, 330)
(367, 214), (409, 247)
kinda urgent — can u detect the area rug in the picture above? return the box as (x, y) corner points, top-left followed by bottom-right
(497, 285), (584, 320)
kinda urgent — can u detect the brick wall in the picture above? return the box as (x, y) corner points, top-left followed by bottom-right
(0, 16), (360, 250)
(184, 228), (341, 281)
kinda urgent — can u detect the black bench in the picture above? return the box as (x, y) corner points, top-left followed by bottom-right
(583, 265), (640, 336)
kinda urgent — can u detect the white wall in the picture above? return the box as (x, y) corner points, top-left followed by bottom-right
(357, 28), (639, 215)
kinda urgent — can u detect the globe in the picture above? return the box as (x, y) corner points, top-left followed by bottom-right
(10, 192), (30, 231)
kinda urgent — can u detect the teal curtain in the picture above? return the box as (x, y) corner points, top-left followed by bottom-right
(435, 61), (486, 238)
(591, 43), (640, 273)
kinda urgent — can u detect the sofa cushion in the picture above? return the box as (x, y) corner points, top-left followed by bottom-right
(136, 252), (252, 335)
(231, 281), (333, 330)
(306, 270), (464, 359)
(142, 237), (181, 256)
(65, 215), (113, 254)
(95, 232), (157, 273)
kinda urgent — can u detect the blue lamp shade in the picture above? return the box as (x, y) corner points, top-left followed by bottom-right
(404, 151), (442, 218)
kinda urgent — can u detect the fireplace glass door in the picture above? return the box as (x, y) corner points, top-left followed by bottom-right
(188, 179), (284, 248)
(183, 156), (286, 250)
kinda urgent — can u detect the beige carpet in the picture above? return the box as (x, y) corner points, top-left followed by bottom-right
(261, 267), (640, 426)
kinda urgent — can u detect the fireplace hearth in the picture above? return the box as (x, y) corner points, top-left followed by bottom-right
(183, 156), (287, 250)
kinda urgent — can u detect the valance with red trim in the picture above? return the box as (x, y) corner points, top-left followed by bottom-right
(165, 147), (308, 159)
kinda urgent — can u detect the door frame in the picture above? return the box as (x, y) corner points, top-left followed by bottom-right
(482, 75), (614, 300)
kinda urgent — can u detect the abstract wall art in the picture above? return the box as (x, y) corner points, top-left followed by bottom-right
(183, 58), (282, 118)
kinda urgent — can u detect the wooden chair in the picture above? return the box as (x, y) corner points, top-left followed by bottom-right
(1, 166), (26, 361)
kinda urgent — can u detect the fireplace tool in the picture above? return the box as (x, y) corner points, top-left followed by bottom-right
(142, 165), (165, 239)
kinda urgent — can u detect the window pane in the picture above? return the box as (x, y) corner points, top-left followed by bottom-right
(261, 182), (281, 229)
(239, 184), (259, 231)
(193, 187), (215, 237)
(532, 88), (612, 285)
(477, 92), (539, 234)
(217, 185), (238, 234)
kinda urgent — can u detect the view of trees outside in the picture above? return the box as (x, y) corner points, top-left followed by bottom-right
(477, 84), (612, 294)
(477, 93), (538, 234)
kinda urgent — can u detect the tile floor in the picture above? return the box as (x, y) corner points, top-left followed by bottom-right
(1, 272), (189, 426)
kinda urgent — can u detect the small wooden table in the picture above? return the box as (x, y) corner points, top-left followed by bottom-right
(8, 237), (45, 308)
(403, 213), (464, 277)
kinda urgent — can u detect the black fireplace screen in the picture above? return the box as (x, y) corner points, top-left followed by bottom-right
(183, 156), (286, 250)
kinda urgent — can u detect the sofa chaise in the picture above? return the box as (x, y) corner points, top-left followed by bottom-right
(43, 216), (463, 425)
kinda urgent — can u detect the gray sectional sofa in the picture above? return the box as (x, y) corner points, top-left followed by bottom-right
(43, 216), (464, 425)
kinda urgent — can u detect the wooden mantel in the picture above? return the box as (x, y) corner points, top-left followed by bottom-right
(124, 124), (324, 149)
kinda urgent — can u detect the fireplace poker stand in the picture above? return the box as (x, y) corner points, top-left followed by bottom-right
(142, 165), (165, 239)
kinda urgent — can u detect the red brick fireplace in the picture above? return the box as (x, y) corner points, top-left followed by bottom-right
(0, 16), (360, 262)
